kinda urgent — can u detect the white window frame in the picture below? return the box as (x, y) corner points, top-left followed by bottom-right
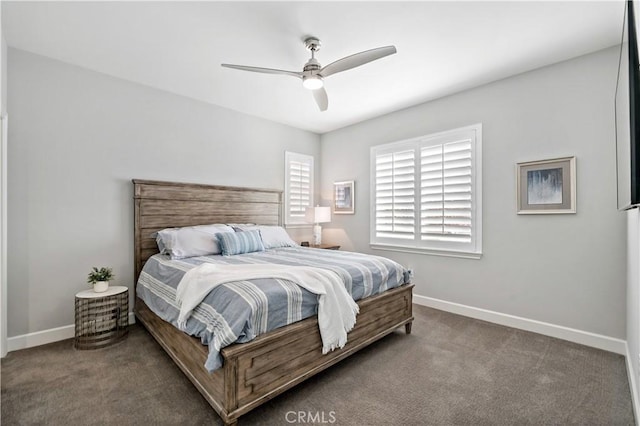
(284, 151), (314, 226)
(370, 124), (482, 259)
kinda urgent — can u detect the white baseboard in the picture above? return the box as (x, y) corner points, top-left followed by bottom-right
(7, 324), (75, 352)
(414, 294), (627, 355)
(6, 312), (136, 353)
(5, 296), (628, 358)
(625, 343), (640, 425)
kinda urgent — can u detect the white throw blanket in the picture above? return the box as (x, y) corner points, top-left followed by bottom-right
(175, 263), (360, 354)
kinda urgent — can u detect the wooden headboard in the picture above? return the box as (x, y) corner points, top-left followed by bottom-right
(133, 179), (282, 279)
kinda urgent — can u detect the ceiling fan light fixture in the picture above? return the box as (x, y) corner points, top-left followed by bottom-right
(302, 75), (323, 90)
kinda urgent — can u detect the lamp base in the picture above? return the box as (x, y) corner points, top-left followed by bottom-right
(312, 224), (322, 246)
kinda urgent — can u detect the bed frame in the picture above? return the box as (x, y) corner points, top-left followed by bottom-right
(133, 179), (414, 425)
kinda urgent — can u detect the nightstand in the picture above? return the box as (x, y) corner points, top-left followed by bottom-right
(74, 286), (129, 350)
(311, 244), (340, 250)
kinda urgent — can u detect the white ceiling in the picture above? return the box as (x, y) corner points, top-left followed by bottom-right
(3, 1), (625, 134)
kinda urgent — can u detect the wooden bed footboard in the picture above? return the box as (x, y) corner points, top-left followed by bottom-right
(134, 283), (414, 425)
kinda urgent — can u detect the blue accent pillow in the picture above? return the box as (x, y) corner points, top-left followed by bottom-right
(217, 229), (265, 256)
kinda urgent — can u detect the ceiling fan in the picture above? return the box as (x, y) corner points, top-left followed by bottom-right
(221, 37), (397, 112)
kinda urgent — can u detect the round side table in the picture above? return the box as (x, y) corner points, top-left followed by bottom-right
(74, 286), (129, 350)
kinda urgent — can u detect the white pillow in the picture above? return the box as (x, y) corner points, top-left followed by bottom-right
(156, 224), (234, 259)
(256, 225), (298, 249)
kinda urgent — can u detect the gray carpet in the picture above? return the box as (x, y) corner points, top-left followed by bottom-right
(1, 305), (634, 425)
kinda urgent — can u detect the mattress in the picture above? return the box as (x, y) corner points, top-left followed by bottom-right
(136, 246), (410, 371)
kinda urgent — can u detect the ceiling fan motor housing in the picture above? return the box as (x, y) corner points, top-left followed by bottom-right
(303, 55), (323, 89)
(304, 57), (321, 73)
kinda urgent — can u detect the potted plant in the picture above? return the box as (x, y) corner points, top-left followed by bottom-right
(87, 267), (114, 293)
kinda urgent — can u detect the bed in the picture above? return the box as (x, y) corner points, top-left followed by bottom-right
(133, 179), (414, 425)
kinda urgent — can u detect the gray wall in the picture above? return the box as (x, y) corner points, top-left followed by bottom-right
(7, 48), (320, 337)
(1, 14), (7, 357)
(627, 209), (639, 406)
(626, 11), (640, 413)
(1, 27), (6, 113)
(320, 47), (626, 339)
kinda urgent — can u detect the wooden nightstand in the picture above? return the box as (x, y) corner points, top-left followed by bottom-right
(74, 286), (129, 350)
(311, 244), (340, 250)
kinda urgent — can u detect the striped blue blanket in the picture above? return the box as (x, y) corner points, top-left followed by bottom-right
(136, 246), (410, 372)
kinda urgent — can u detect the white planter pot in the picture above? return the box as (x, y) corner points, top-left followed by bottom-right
(93, 281), (109, 293)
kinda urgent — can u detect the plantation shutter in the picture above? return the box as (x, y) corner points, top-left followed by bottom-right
(421, 139), (472, 243)
(370, 124), (481, 257)
(285, 152), (314, 225)
(374, 149), (416, 240)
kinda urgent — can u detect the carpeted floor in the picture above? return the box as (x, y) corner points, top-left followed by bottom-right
(1, 305), (634, 425)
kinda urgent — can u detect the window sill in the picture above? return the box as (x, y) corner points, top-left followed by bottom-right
(284, 224), (313, 229)
(370, 244), (482, 260)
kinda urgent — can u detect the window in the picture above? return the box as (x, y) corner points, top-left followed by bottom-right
(370, 124), (482, 258)
(285, 151), (314, 226)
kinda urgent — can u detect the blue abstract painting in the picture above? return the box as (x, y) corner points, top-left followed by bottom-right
(527, 168), (563, 205)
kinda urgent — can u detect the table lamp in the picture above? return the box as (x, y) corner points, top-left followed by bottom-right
(305, 205), (331, 245)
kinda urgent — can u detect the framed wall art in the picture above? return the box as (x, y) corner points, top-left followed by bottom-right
(333, 180), (354, 214)
(516, 157), (576, 214)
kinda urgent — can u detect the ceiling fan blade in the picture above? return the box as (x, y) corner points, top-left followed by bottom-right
(221, 64), (302, 79)
(319, 46), (397, 78)
(312, 87), (328, 111)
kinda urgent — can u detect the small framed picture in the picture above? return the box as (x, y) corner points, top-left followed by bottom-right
(333, 180), (355, 214)
(516, 156), (576, 214)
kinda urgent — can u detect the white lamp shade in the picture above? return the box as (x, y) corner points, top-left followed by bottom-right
(305, 206), (331, 224)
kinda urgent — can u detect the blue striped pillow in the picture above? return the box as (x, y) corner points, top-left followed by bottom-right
(216, 230), (265, 256)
